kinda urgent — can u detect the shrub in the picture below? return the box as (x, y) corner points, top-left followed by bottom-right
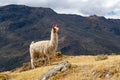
(95, 54), (108, 61)
(56, 51), (63, 57)
(0, 74), (8, 80)
(111, 53), (116, 56)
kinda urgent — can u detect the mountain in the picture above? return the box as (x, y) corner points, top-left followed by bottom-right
(0, 4), (120, 71)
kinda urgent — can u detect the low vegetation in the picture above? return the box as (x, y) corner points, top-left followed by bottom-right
(0, 55), (120, 80)
(0, 74), (8, 80)
(92, 61), (120, 79)
(95, 54), (108, 61)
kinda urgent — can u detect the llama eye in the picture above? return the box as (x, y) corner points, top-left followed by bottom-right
(53, 28), (56, 30)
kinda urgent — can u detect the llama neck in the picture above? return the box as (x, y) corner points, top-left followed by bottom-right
(50, 29), (58, 45)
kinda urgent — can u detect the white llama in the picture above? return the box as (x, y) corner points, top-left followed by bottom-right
(29, 24), (59, 68)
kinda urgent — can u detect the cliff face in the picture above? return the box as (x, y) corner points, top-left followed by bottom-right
(0, 4), (120, 71)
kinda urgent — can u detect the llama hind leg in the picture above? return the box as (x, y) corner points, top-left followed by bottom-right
(42, 55), (47, 66)
(30, 49), (36, 69)
(30, 52), (35, 68)
(31, 58), (35, 69)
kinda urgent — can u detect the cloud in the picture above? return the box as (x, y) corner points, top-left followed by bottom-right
(0, 0), (120, 19)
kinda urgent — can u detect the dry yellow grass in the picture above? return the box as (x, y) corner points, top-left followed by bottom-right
(1, 55), (120, 80)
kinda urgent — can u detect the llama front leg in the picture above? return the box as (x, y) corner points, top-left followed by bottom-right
(48, 57), (51, 65)
(45, 54), (51, 65)
(52, 51), (56, 61)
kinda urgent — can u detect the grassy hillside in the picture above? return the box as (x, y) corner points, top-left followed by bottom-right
(1, 55), (120, 80)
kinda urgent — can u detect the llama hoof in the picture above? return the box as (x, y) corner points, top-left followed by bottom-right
(31, 66), (35, 69)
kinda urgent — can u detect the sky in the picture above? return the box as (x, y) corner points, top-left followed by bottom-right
(0, 0), (120, 19)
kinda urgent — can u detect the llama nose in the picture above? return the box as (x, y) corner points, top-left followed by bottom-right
(56, 27), (59, 31)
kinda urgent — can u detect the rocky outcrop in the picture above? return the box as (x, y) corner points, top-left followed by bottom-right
(40, 61), (71, 80)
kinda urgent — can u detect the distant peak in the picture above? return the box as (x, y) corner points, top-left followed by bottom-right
(88, 15), (106, 20)
(88, 15), (99, 19)
(0, 4), (57, 15)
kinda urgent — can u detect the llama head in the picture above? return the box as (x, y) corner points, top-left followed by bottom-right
(52, 24), (59, 33)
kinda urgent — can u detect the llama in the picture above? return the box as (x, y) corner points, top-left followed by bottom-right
(29, 24), (59, 68)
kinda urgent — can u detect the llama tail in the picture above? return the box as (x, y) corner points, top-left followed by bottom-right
(31, 41), (34, 44)
(30, 41), (34, 47)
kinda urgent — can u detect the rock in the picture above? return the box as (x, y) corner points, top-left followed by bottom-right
(40, 61), (71, 80)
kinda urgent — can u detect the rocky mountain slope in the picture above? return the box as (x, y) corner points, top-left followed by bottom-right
(0, 4), (120, 71)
